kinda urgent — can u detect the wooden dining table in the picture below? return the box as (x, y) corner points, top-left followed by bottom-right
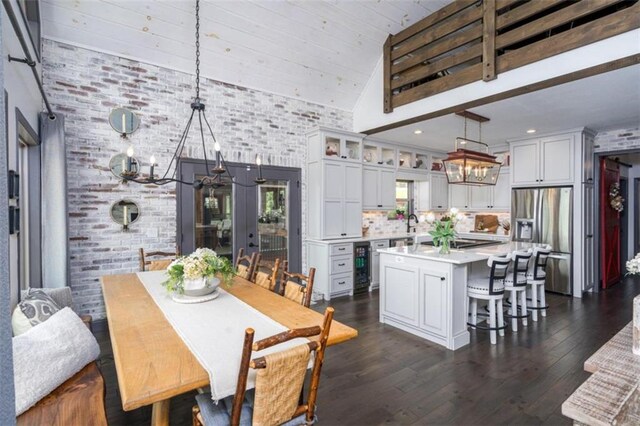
(101, 272), (358, 426)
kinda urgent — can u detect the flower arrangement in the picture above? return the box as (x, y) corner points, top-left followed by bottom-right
(609, 183), (624, 213)
(426, 208), (464, 254)
(163, 248), (235, 294)
(627, 253), (640, 276)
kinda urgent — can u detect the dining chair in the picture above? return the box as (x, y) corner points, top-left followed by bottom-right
(139, 248), (179, 272)
(192, 307), (334, 426)
(236, 249), (260, 281)
(279, 261), (316, 308)
(252, 258), (281, 292)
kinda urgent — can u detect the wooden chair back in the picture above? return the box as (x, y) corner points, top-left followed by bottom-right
(231, 307), (334, 426)
(139, 248), (178, 272)
(235, 248), (260, 281)
(252, 258), (281, 292)
(279, 261), (315, 308)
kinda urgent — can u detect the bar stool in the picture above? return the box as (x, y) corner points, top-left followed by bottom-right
(527, 245), (552, 321)
(504, 249), (533, 332)
(467, 255), (511, 345)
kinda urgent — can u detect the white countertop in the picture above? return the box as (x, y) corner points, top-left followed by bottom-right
(378, 242), (540, 265)
(306, 231), (510, 245)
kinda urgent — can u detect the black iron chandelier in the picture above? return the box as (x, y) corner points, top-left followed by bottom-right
(121, 0), (265, 189)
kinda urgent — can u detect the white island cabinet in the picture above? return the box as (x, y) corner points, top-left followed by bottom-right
(378, 243), (537, 350)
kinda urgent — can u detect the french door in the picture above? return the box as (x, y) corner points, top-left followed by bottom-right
(177, 159), (302, 272)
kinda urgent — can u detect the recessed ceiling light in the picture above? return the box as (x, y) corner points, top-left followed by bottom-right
(526, 129), (536, 134)
(414, 129), (423, 135)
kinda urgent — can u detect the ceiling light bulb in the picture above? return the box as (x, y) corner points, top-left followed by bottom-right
(126, 146), (134, 157)
(150, 155), (156, 165)
(214, 141), (221, 152)
(526, 129), (536, 134)
(414, 129), (423, 135)
(255, 155), (261, 166)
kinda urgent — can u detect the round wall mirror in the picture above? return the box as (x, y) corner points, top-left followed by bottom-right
(109, 108), (140, 135)
(109, 153), (139, 178)
(110, 199), (140, 229)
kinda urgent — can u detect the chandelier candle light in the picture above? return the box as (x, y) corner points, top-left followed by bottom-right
(442, 111), (502, 186)
(117, 0), (264, 189)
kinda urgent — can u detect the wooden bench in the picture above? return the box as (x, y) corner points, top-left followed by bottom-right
(17, 362), (107, 426)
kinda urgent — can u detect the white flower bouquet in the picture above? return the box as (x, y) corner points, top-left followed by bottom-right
(163, 248), (235, 294)
(627, 253), (640, 276)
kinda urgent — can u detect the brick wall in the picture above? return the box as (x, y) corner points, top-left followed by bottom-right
(594, 127), (640, 153)
(42, 39), (352, 319)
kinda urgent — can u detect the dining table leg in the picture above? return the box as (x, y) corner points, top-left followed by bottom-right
(151, 399), (170, 426)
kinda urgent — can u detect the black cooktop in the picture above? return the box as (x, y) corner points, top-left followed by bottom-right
(421, 238), (502, 249)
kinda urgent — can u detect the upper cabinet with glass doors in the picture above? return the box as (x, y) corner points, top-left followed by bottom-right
(308, 127), (363, 163)
(395, 149), (432, 172)
(363, 141), (396, 168)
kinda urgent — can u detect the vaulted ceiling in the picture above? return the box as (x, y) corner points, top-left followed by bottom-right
(40, 0), (452, 111)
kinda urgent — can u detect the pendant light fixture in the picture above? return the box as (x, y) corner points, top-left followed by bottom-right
(442, 111), (501, 186)
(120, 0), (264, 189)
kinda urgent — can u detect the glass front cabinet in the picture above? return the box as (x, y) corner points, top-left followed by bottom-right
(309, 128), (362, 163)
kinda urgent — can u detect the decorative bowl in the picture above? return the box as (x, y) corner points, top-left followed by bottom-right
(183, 277), (220, 297)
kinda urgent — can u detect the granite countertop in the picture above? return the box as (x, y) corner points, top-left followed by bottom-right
(306, 231), (510, 245)
(378, 242), (539, 265)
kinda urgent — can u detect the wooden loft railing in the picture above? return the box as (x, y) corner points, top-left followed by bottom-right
(383, 0), (640, 113)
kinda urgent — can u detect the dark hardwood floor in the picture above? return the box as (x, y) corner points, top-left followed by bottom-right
(96, 275), (640, 425)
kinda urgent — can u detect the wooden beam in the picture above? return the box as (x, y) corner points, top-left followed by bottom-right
(391, 22), (482, 75)
(483, 0), (497, 82)
(391, 42), (482, 90)
(495, 0), (623, 50)
(455, 110), (490, 123)
(495, 0), (524, 11)
(497, 2), (640, 74)
(391, 0), (478, 46)
(363, 54), (640, 135)
(391, 5), (483, 61)
(383, 35), (393, 114)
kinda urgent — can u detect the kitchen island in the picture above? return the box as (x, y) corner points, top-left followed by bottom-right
(378, 242), (537, 350)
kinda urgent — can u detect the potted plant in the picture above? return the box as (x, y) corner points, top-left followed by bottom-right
(163, 248), (235, 296)
(426, 209), (463, 255)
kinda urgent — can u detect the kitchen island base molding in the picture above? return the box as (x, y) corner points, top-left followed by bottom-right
(379, 252), (471, 351)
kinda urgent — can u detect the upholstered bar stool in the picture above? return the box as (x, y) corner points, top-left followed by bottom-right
(467, 255), (511, 345)
(504, 249), (533, 332)
(527, 245), (552, 321)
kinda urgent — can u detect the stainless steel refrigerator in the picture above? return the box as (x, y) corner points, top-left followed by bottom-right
(511, 187), (573, 295)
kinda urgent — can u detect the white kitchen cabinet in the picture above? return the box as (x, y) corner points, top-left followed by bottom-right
(540, 135), (573, 184)
(362, 166), (396, 210)
(491, 170), (511, 210)
(308, 159), (362, 240)
(307, 241), (353, 300)
(510, 133), (575, 186)
(468, 185), (491, 210)
(363, 141), (396, 168)
(419, 269), (449, 336)
(370, 239), (390, 289)
(429, 174), (449, 210)
(449, 184), (469, 209)
(308, 128), (363, 163)
(582, 131), (596, 183)
(447, 170), (510, 211)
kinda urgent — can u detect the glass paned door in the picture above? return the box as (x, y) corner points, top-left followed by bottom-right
(178, 160), (302, 272)
(257, 180), (289, 268)
(194, 180), (233, 260)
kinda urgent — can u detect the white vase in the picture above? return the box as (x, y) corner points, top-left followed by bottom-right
(634, 295), (640, 355)
(183, 277), (220, 297)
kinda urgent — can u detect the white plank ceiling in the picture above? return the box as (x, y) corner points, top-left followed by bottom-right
(40, 0), (451, 111)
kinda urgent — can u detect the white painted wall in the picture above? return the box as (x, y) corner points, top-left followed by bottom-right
(2, 0), (42, 308)
(353, 30), (640, 133)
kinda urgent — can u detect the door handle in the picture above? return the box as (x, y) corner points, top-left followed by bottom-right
(248, 242), (256, 248)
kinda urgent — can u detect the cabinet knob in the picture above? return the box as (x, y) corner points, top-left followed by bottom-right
(378, 161), (383, 165)
(437, 205), (442, 208)
(377, 204), (382, 207)
(440, 277), (445, 281)
(341, 155), (347, 159)
(338, 263), (345, 267)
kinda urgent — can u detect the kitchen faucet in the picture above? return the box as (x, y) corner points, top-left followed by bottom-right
(406, 213), (418, 233)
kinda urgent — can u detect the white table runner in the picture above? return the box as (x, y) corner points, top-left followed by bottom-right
(137, 271), (309, 400)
